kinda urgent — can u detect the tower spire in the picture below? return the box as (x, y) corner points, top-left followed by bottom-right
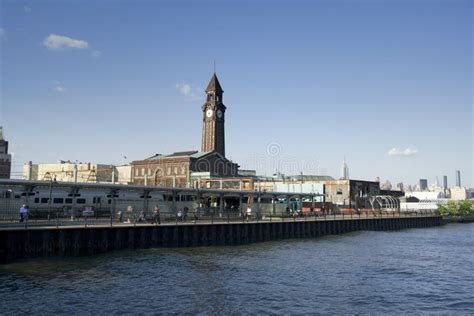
(205, 73), (223, 93)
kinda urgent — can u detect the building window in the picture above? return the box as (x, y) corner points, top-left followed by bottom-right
(167, 167), (171, 175)
(141, 168), (145, 176)
(174, 167), (178, 174)
(135, 169), (139, 176)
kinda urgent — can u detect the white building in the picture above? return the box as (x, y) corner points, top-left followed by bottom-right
(405, 191), (445, 200)
(450, 187), (467, 201)
(22, 161), (130, 184)
(340, 158), (349, 180)
(381, 180), (392, 190)
(115, 165), (132, 184)
(401, 191), (447, 211)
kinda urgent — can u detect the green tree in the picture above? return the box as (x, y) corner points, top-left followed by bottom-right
(446, 200), (459, 216)
(458, 200), (473, 215)
(437, 204), (449, 216)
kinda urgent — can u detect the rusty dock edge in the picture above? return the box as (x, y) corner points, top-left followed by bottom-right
(0, 216), (443, 264)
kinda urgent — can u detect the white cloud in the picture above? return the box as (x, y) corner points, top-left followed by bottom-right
(43, 34), (89, 50)
(176, 82), (202, 101)
(0, 28), (6, 41)
(176, 83), (192, 96)
(52, 81), (66, 93)
(388, 147), (418, 157)
(91, 50), (102, 58)
(55, 86), (66, 93)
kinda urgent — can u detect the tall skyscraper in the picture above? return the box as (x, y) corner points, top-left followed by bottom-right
(0, 127), (12, 179)
(443, 176), (447, 189)
(396, 182), (404, 192)
(419, 179), (428, 191)
(455, 170), (461, 187)
(340, 158), (349, 180)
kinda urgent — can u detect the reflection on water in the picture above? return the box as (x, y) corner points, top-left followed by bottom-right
(1, 224), (473, 314)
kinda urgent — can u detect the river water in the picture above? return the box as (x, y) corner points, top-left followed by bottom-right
(0, 223), (473, 314)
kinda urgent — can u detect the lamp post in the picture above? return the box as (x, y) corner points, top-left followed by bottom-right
(48, 179), (52, 221)
(48, 175), (57, 221)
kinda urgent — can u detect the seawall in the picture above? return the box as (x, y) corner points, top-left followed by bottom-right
(0, 216), (442, 264)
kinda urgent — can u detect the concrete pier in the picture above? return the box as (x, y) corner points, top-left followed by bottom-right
(0, 216), (442, 264)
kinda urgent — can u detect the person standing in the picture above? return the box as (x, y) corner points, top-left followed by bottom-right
(246, 206), (252, 222)
(152, 205), (161, 224)
(19, 204), (28, 223)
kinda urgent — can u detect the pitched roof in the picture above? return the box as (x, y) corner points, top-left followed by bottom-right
(143, 150), (228, 162)
(144, 153), (165, 161)
(206, 73), (223, 93)
(190, 151), (212, 159)
(285, 175), (334, 181)
(166, 151), (199, 157)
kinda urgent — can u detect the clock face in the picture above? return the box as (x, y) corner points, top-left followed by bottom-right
(206, 109), (213, 118)
(217, 110), (223, 118)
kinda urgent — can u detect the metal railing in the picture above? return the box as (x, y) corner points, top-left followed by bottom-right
(0, 209), (440, 230)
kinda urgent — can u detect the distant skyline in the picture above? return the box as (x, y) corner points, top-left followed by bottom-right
(1, 0), (472, 186)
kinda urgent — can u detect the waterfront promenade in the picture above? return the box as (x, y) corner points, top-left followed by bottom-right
(0, 211), (441, 264)
(0, 210), (436, 230)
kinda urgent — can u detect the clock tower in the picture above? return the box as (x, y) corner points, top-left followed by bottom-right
(201, 73), (226, 157)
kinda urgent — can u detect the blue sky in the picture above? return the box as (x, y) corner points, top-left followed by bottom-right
(1, 0), (472, 187)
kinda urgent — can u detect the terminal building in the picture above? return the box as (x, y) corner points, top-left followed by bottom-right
(0, 127), (12, 179)
(131, 73), (239, 187)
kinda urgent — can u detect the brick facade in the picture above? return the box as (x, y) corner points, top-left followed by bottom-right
(0, 139), (11, 179)
(132, 152), (239, 187)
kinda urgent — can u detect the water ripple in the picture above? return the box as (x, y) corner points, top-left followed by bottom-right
(0, 223), (473, 314)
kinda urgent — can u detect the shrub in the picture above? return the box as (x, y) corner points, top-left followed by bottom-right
(438, 200), (474, 216)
